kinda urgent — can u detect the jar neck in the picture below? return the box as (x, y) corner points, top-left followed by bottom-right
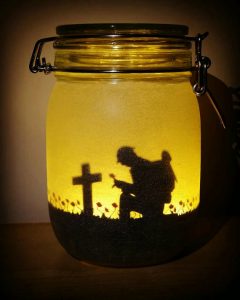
(53, 25), (192, 74)
(54, 36), (192, 73)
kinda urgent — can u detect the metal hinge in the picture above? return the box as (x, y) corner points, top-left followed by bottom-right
(192, 32), (211, 96)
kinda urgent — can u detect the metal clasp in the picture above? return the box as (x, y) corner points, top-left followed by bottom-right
(29, 37), (57, 74)
(192, 33), (211, 96)
(192, 33), (226, 128)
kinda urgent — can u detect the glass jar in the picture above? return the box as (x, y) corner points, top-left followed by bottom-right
(30, 24), (222, 267)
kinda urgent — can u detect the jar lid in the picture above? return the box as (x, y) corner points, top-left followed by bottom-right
(56, 23), (189, 36)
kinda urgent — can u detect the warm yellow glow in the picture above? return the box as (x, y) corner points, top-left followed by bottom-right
(47, 75), (200, 218)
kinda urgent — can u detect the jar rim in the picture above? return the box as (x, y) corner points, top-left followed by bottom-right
(56, 23), (189, 37)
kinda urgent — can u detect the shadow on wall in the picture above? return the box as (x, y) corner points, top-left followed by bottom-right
(195, 73), (240, 217)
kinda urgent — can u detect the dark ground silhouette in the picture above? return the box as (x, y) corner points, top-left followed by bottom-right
(48, 202), (225, 267)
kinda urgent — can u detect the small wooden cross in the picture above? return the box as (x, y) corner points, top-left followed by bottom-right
(72, 164), (102, 216)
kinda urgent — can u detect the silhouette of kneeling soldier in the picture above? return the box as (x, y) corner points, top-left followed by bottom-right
(110, 147), (176, 221)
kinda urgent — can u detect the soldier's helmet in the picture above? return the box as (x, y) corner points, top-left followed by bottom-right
(117, 146), (136, 165)
(162, 150), (171, 162)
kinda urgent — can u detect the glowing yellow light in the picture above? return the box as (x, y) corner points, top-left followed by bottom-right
(47, 74), (200, 218)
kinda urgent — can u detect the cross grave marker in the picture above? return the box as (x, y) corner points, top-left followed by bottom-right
(72, 163), (102, 216)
